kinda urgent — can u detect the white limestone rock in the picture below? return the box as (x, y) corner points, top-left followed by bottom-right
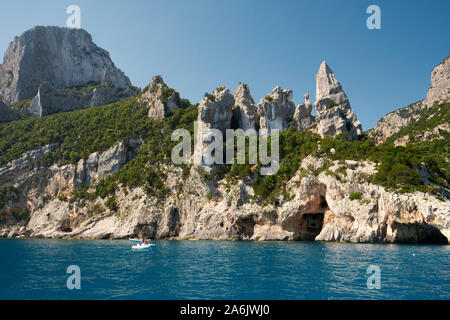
(0, 26), (137, 113)
(314, 61), (363, 140)
(426, 56), (450, 107)
(232, 83), (258, 131)
(257, 86), (295, 133)
(139, 75), (182, 120)
(293, 93), (314, 130)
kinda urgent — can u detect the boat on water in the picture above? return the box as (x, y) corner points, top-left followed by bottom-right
(129, 238), (155, 250)
(131, 243), (155, 250)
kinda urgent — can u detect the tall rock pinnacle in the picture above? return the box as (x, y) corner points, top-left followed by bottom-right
(315, 61), (350, 111)
(314, 61), (363, 140)
(232, 83), (258, 131)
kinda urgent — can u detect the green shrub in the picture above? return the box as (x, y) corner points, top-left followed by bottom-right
(349, 192), (362, 201)
(105, 196), (118, 211)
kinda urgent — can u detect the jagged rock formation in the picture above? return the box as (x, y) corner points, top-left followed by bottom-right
(257, 86), (295, 133)
(426, 56), (450, 107)
(0, 97), (20, 122)
(194, 87), (235, 165)
(293, 93), (314, 130)
(138, 75), (182, 120)
(0, 26), (137, 116)
(231, 83), (258, 131)
(197, 87), (235, 132)
(314, 61), (363, 140)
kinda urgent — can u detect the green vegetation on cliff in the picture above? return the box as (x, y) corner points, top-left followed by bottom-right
(0, 93), (448, 205)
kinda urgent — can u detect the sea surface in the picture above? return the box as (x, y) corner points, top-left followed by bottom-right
(0, 239), (448, 300)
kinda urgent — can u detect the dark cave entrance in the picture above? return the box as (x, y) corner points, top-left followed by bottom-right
(230, 111), (240, 130)
(296, 195), (328, 241)
(298, 213), (325, 241)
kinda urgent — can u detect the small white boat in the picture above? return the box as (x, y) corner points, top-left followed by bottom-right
(131, 242), (155, 251)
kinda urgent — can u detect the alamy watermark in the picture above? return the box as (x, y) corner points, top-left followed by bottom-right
(66, 5), (81, 29)
(366, 5), (381, 30)
(171, 122), (280, 175)
(66, 265), (81, 290)
(366, 264), (381, 289)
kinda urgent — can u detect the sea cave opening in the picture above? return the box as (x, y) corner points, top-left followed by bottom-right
(296, 195), (329, 241)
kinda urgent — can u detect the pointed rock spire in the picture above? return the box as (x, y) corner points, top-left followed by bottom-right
(139, 75), (181, 120)
(315, 61), (350, 111)
(232, 83), (257, 131)
(314, 62), (363, 140)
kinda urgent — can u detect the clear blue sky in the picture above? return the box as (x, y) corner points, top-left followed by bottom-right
(0, 0), (449, 129)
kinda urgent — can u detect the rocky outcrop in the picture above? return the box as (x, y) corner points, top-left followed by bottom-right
(138, 75), (181, 120)
(23, 82), (128, 116)
(370, 55), (449, 144)
(257, 86), (295, 133)
(197, 87), (235, 132)
(314, 61), (363, 140)
(194, 87), (235, 165)
(368, 100), (425, 145)
(426, 56), (450, 107)
(0, 97), (20, 122)
(293, 93), (314, 130)
(0, 26), (137, 114)
(0, 139), (142, 212)
(231, 83), (258, 131)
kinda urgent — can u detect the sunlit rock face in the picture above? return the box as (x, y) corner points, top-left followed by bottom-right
(426, 56), (450, 108)
(232, 83), (258, 131)
(0, 26), (137, 114)
(138, 75), (182, 120)
(314, 61), (363, 140)
(3, 155), (448, 244)
(257, 86), (295, 133)
(293, 93), (314, 130)
(194, 87), (235, 165)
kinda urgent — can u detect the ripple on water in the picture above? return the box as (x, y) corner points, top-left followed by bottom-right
(0, 240), (448, 300)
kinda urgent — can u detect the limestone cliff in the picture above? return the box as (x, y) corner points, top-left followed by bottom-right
(370, 56), (449, 144)
(0, 26), (137, 116)
(368, 100), (426, 145)
(426, 56), (450, 108)
(1, 154), (448, 243)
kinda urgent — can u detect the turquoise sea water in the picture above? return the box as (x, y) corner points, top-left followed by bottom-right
(0, 239), (448, 300)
